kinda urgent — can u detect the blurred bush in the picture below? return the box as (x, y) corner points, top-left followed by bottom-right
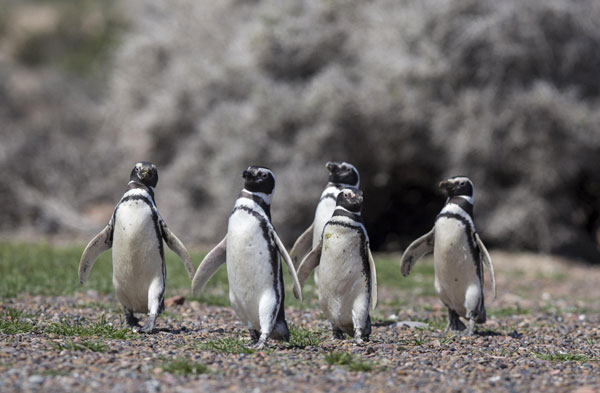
(2, 0), (600, 261)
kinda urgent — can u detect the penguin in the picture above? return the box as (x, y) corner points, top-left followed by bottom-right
(78, 161), (196, 333)
(400, 176), (496, 335)
(296, 188), (377, 343)
(191, 166), (303, 349)
(289, 161), (360, 289)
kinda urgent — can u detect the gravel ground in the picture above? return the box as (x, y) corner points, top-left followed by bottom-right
(1, 252), (599, 393)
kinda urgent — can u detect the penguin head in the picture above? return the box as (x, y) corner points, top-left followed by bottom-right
(336, 187), (364, 213)
(130, 161), (158, 188)
(242, 166), (275, 195)
(439, 176), (474, 202)
(326, 161), (360, 187)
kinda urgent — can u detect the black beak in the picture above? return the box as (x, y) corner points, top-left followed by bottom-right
(439, 180), (452, 190)
(242, 170), (251, 179)
(326, 162), (337, 172)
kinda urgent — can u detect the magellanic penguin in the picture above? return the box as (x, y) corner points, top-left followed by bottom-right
(191, 166), (303, 349)
(78, 162), (196, 333)
(296, 188), (377, 343)
(289, 161), (360, 289)
(401, 176), (496, 335)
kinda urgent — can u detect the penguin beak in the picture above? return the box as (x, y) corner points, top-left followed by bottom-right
(138, 168), (149, 179)
(326, 162), (337, 173)
(438, 180), (452, 190)
(243, 167), (257, 179)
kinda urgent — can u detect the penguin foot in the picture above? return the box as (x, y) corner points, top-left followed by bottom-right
(444, 309), (466, 334)
(249, 329), (260, 344)
(467, 318), (476, 336)
(124, 310), (140, 329)
(251, 333), (268, 350)
(331, 324), (345, 340)
(141, 315), (157, 334)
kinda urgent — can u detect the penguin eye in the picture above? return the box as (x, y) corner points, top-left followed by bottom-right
(460, 181), (466, 186)
(341, 165), (347, 170)
(261, 172), (268, 179)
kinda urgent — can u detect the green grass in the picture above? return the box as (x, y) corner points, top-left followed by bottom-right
(490, 305), (531, 317)
(324, 351), (376, 372)
(0, 308), (37, 334)
(287, 325), (325, 348)
(535, 352), (590, 362)
(160, 358), (209, 376)
(198, 337), (255, 354)
(0, 242), (437, 314)
(45, 315), (135, 339)
(52, 339), (108, 353)
(0, 242), (208, 299)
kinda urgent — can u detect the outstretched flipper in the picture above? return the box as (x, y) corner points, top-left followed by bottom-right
(159, 218), (195, 280)
(401, 228), (434, 277)
(296, 242), (322, 291)
(475, 233), (496, 299)
(367, 247), (378, 312)
(79, 224), (113, 285)
(271, 230), (303, 302)
(191, 236), (227, 297)
(289, 224), (314, 269)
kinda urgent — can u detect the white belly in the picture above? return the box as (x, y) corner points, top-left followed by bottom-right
(318, 224), (369, 331)
(112, 201), (164, 313)
(312, 197), (337, 247)
(433, 218), (481, 317)
(226, 210), (279, 330)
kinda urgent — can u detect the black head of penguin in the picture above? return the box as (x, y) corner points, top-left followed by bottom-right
(439, 176), (473, 199)
(130, 161), (158, 188)
(326, 161), (360, 187)
(242, 166), (275, 194)
(336, 188), (364, 213)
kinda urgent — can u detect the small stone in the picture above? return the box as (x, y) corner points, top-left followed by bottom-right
(165, 296), (185, 307)
(28, 375), (45, 385)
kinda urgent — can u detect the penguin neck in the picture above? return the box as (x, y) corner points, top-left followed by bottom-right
(240, 189), (272, 220)
(444, 196), (474, 219)
(327, 182), (359, 190)
(128, 181), (155, 202)
(332, 206), (363, 223)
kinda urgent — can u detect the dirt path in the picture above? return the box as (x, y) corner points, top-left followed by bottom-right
(1, 252), (599, 393)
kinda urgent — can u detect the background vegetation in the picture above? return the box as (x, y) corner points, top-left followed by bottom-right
(1, 0), (600, 262)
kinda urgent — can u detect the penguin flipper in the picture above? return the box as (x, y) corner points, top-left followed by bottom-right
(367, 247), (378, 312)
(271, 229), (303, 302)
(160, 220), (195, 281)
(79, 225), (112, 285)
(191, 236), (227, 297)
(475, 233), (496, 299)
(289, 223), (314, 270)
(296, 243), (322, 291)
(401, 228), (434, 277)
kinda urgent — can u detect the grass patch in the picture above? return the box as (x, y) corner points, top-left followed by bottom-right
(45, 315), (135, 339)
(0, 242), (207, 299)
(490, 306), (531, 317)
(198, 337), (254, 354)
(535, 352), (590, 362)
(41, 369), (70, 377)
(325, 351), (376, 372)
(160, 358), (209, 376)
(287, 325), (325, 348)
(52, 339), (108, 353)
(0, 308), (37, 334)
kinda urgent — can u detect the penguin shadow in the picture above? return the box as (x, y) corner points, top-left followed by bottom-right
(372, 320), (396, 328)
(473, 328), (503, 337)
(154, 326), (190, 335)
